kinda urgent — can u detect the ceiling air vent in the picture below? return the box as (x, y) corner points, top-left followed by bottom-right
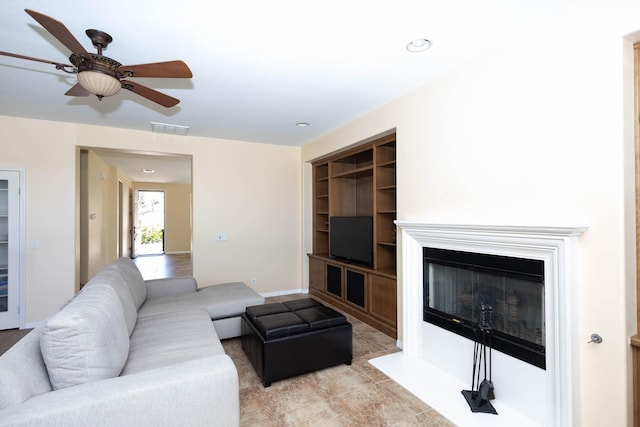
(150, 121), (189, 136)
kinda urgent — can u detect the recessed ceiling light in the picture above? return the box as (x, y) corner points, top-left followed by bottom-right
(142, 169), (155, 174)
(296, 122), (310, 127)
(406, 38), (432, 53)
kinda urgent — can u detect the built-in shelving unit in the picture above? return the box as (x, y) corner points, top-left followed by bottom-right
(309, 133), (397, 338)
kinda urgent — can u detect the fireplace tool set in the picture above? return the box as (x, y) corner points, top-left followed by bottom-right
(461, 303), (498, 415)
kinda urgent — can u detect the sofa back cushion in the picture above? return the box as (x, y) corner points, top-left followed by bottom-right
(112, 257), (147, 309)
(0, 328), (52, 410)
(85, 264), (137, 335)
(40, 283), (130, 390)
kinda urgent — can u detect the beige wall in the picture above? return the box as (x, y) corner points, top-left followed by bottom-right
(1, 120), (77, 322)
(132, 182), (192, 253)
(190, 138), (302, 291)
(0, 117), (302, 326)
(302, 6), (640, 426)
(83, 150), (116, 283)
(116, 168), (132, 259)
(79, 150), (133, 284)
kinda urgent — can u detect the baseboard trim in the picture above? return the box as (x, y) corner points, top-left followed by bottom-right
(261, 289), (309, 298)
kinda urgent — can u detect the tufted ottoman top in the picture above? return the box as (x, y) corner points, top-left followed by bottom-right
(245, 298), (347, 340)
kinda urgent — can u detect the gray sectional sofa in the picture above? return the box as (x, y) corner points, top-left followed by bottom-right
(0, 257), (264, 426)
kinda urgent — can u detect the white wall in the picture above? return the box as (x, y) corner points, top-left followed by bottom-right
(0, 117), (302, 323)
(302, 5), (640, 426)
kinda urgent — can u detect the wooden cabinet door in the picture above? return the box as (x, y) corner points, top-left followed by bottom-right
(345, 269), (366, 309)
(309, 257), (325, 292)
(326, 263), (343, 298)
(369, 274), (397, 327)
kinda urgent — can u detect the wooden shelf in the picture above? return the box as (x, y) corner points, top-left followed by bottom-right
(310, 132), (397, 338)
(331, 165), (373, 179)
(377, 160), (396, 168)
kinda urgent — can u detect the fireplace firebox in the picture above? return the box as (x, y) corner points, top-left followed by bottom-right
(423, 247), (545, 369)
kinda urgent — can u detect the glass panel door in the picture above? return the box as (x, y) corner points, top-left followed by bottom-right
(0, 179), (8, 314)
(0, 171), (20, 329)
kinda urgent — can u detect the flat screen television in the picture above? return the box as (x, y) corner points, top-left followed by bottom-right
(329, 216), (373, 266)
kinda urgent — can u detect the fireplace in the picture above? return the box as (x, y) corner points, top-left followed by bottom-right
(423, 247), (546, 368)
(367, 222), (586, 426)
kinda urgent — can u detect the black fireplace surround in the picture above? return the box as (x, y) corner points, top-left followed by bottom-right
(423, 247), (546, 369)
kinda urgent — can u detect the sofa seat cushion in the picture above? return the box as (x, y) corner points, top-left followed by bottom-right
(121, 309), (224, 376)
(40, 284), (130, 390)
(0, 328), (52, 410)
(137, 282), (264, 320)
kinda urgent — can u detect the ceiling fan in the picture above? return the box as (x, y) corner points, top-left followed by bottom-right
(0, 9), (192, 108)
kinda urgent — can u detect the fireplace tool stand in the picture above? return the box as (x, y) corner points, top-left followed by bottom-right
(461, 303), (498, 415)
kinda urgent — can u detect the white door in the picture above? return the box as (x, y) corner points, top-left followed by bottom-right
(0, 170), (21, 329)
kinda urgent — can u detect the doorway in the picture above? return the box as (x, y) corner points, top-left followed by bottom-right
(632, 40), (640, 426)
(134, 190), (165, 256)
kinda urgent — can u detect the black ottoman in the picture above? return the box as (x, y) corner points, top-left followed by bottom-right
(241, 298), (352, 387)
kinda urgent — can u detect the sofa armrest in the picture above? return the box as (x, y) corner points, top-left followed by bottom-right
(0, 355), (239, 427)
(145, 276), (197, 299)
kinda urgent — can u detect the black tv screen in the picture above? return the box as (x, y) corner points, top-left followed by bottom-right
(330, 216), (373, 266)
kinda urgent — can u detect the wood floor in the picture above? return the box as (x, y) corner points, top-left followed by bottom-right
(132, 253), (192, 280)
(0, 327), (30, 355)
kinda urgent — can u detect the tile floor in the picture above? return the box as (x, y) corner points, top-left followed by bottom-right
(223, 293), (454, 427)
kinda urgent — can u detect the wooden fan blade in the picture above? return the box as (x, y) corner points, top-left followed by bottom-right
(118, 60), (193, 78)
(0, 50), (74, 70)
(24, 9), (94, 64)
(121, 80), (180, 108)
(65, 83), (89, 97)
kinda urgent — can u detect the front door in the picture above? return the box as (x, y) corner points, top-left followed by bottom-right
(134, 190), (165, 256)
(0, 170), (21, 330)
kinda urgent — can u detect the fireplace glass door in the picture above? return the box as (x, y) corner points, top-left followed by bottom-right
(423, 247), (546, 368)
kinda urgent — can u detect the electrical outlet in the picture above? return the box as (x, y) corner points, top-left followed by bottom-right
(251, 277), (257, 286)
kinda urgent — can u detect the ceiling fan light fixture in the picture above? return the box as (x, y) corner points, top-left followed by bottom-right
(77, 70), (121, 98)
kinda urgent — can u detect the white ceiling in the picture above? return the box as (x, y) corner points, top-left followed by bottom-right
(91, 149), (192, 185)
(0, 0), (591, 181)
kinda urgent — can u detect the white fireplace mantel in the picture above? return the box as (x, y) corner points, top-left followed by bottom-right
(372, 222), (587, 427)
